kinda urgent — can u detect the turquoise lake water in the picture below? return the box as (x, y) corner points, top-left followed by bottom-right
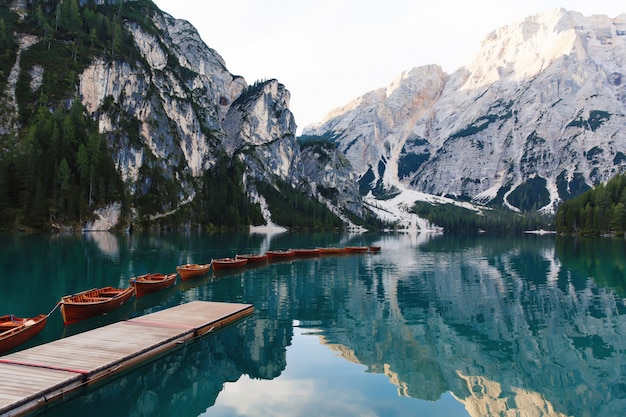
(1, 231), (625, 416)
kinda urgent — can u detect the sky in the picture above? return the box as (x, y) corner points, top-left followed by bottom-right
(152, 1), (624, 134)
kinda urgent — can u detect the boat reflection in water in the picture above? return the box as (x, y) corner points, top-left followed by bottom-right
(9, 233), (626, 417)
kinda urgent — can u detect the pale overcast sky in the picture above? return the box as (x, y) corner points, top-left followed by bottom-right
(152, 1), (624, 133)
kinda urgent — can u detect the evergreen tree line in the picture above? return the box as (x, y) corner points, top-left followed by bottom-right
(0, 101), (125, 230)
(255, 179), (344, 231)
(197, 158), (265, 231)
(23, 0), (148, 57)
(556, 173), (626, 236)
(0, 0), (156, 231)
(139, 157), (266, 231)
(411, 202), (553, 234)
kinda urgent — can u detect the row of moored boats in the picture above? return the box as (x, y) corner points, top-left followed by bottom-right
(0, 245), (380, 355)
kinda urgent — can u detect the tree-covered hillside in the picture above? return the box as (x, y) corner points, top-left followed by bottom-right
(556, 173), (626, 236)
(411, 202), (552, 235)
(0, 0), (141, 230)
(0, 100), (126, 230)
(0, 0), (345, 232)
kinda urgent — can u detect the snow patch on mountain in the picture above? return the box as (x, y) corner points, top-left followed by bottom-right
(364, 187), (484, 232)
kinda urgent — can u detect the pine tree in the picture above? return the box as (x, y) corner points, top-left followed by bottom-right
(610, 202), (626, 232)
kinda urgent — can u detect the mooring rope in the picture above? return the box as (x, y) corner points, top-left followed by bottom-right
(46, 301), (61, 317)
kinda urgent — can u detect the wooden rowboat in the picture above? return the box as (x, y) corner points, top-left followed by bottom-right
(0, 314), (48, 354)
(317, 247), (346, 255)
(60, 286), (135, 325)
(212, 257), (248, 270)
(368, 245), (381, 253)
(130, 273), (177, 297)
(292, 248), (321, 257)
(176, 263), (211, 280)
(236, 253), (268, 264)
(265, 250), (296, 260)
(344, 246), (369, 253)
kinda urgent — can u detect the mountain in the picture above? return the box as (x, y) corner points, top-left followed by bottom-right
(0, 0), (363, 231)
(304, 9), (626, 215)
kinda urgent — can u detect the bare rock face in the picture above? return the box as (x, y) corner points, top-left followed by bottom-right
(72, 6), (363, 226)
(78, 11), (246, 202)
(3, 2), (364, 231)
(305, 9), (626, 212)
(223, 80), (364, 219)
(305, 65), (447, 192)
(223, 79), (300, 176)
(299, 141), (365, 219)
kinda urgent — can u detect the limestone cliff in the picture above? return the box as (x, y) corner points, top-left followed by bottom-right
(305, 9), (626, 213)
(0, 0), (363, 230)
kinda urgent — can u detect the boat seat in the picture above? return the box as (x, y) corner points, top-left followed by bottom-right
(98, 291), (121, 297)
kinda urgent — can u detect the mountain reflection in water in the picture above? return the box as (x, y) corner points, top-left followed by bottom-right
(3, 232), (625, 417)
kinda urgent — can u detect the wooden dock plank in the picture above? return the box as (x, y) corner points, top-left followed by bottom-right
(0, 301), (253, 416)
(0, 363), (81, 414)
(131, 300), (250, 327)
(0, 368), (76, 393)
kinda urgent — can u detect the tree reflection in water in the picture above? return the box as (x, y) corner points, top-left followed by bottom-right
(11, 233), (626, 417)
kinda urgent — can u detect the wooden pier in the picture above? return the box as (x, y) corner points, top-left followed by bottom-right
(0, 301), (254, 416)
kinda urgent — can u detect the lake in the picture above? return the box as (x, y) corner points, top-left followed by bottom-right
(1, 231), (625, 417)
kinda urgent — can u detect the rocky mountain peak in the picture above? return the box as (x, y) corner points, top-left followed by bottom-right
(305, 64), (447, 191)
(0, 0), (363, 231)
(223, 79), (300, 180)
(305, 9), (626, 215)
(463, 9), (579, 90)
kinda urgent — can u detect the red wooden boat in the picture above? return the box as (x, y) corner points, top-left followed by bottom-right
(0, 314), (48, 354)
(344, 246), (369, 253)
(129, 273), (177, 297)
(60, 286), (135, 325)
(265, 250), (296, 260)
(236, 253), (268, 264)
(212, 257), (248, 270)
(368, 245), (381, 253)
(317, 247), (346, 255)
(176, 263), (211, 280)
(292, 248), (321, 257)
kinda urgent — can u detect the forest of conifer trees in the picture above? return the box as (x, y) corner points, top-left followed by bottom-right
(0, 0), (347, 232)
(0, 0), (140, 230)
(0, 100), (126, 230)
(556, 173), (626, 236)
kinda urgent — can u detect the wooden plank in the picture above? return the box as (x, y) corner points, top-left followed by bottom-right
(129, 300), (255, 336)
(0, 363), (82, 417)
(0, 301), (253, 416)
